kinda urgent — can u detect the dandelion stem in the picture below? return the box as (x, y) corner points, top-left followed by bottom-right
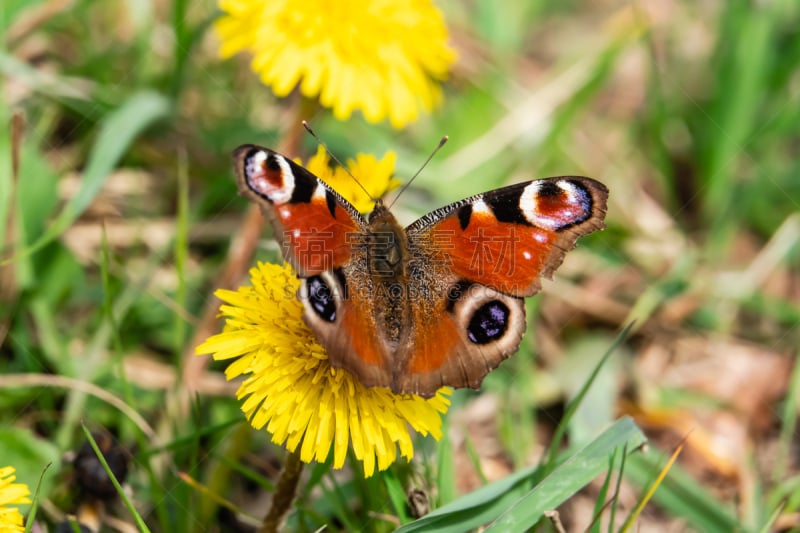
(259, 449), (304, 533)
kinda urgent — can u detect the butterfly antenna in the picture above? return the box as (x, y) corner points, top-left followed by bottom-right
(302, 121), (375, 201)
(387, 136), (448, 210)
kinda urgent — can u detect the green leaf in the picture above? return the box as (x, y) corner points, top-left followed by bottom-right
(397, 417), (646, 533)
(485, 417), (646, 531)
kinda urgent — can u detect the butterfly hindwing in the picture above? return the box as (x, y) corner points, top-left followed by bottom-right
(398, 276), (527, 394)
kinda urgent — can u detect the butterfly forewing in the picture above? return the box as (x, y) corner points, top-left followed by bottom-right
(406, 176), (608, 298)
(233, 145), (366, 277)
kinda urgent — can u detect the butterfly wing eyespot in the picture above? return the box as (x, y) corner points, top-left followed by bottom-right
(446, 280), (516, 345)
(518, 179), (596, 230)
(467, 300), (511, 344)
(299, 266), (398, 389)
(238, 146), (296, 204)
(398, 280), (527, 396)
(304, 274), (338, 322)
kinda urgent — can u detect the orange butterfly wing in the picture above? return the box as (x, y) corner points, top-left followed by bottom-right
(407, 177), (609, 297)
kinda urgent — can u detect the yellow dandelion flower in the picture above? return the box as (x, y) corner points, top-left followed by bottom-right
(197, 263), (451, 477)
(301, 146), (400, 214)
(0, 466), (31, 533)
(216, 0), (456, 129)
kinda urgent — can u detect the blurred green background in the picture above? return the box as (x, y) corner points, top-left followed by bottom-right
(1, 1), (799, 531)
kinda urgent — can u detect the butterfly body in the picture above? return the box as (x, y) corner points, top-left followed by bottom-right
(234, 145), (608, 397)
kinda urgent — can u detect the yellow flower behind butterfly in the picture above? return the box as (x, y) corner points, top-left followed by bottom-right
(301, 146), (401, 214)
(0, 466), (31, 533)
(197, 151), (450, 477)
(215, 0), (456, 129)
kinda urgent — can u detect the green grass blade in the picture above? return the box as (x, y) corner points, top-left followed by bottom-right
(544, 323), (635, 472)
(587, 448), (616, 533)
(436, 421), (456, 506)
(757, 502), (785, 533)
(775, 352), (800, 479)
(620, 440), (683, 532)
(81, 425), (151, 533)
(23, 462), (52, 533)
(173, 148), (190, 357)
(625, 448), (742, 531)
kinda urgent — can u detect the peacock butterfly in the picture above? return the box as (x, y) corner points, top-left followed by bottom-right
(233, 144), (608, 398)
